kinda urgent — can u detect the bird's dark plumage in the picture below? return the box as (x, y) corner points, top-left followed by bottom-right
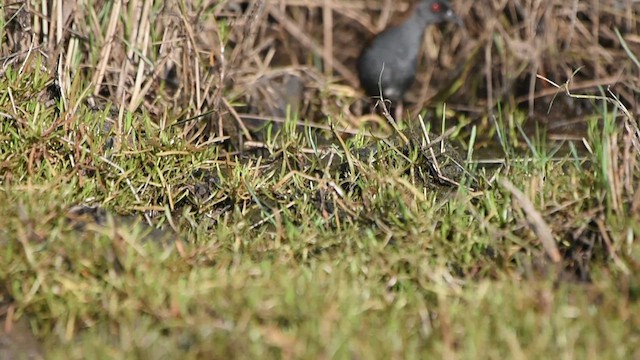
(357, 0), (459, 102)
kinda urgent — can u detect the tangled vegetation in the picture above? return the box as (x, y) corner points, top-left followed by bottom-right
(1, 0), (639, 358)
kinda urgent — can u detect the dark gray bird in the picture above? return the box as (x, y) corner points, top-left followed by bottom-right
(357, 0), (459, 103)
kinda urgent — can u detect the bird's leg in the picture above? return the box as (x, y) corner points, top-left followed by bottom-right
(393, 101), (404, 125)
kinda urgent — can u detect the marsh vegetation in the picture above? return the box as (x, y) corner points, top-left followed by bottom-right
(1, 0), (639, 358)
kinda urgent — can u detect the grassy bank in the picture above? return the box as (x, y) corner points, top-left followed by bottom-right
(1, 0), (640, 358)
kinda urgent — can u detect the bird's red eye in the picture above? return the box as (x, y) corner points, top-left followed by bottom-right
(431, 3), (442, 13)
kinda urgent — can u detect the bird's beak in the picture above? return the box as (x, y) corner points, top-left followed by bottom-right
(446, 10), (463, 27)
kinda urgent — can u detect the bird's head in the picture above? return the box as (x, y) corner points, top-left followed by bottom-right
(414, 0), (461, 26)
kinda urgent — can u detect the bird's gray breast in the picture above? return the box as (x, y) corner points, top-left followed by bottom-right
(360, 25), (422, 99)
